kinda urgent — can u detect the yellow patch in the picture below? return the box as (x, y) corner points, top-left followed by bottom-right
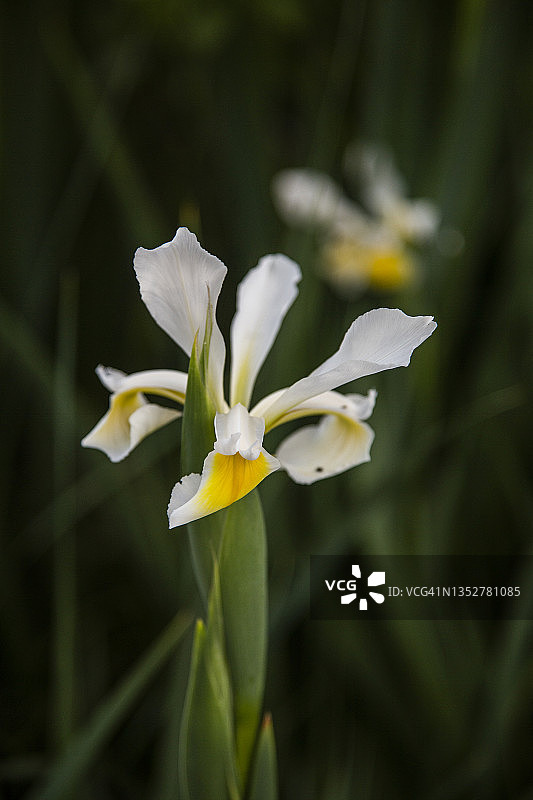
(368, 249), (413, 290)
(106, 391), (145, 439)
(195, 452), (273, 515)
(323, 238), (414, 292)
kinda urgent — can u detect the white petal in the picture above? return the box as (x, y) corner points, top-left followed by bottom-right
(168, 472), (202, 512)
(128, 405), (180, 452)
(259, 309), (436, 427)
(82, 398), (180, 462)
(272, 169), (365, 233)
(214, 404), (265, 460)
(344, 390), (377, 421)
(168, 447), (280, 528)
(253, 388), (376, 429)
(230, 254), (301, 407)
(134, 228), (227, 408)
(345, 142), (405, 215)
(95, 365), (126, 392)
(384, 198), (440, 242)
(82, 367), (186, 461)
(275, 391), (376, 484)
(95, 367), (188, 399)
(134, 228), (227, 356)
(345, 143), (440, 243)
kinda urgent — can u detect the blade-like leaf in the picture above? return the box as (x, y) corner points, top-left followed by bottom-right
(25, 611), (192, 800)
(179, 566), (240, 800)
(247, 714), (278, 800)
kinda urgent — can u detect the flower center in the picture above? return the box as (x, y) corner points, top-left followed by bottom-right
(213, 403), (265, 460)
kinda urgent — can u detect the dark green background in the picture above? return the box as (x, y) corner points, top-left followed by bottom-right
(2, 1), (533, 797)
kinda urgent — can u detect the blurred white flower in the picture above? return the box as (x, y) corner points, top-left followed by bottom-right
(273, 143), (452, 295)
(344, 142), (440, 243)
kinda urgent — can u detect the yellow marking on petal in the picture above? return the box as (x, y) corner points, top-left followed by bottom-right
(194, 452), (274, 516)
(230, 355), (253, 408)
(322, 238), (414, 292)
(95, 391), (145, 441)
(265, 405), (351, 433)
(368, 249), (414, 290)
(82, 386), (184, 458)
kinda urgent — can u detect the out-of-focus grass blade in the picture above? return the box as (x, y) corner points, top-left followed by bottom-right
(20, 441), (175, 552)
(0, 292), (56, 402)
(43, 21), (164, 244)
(52, 271), (79, 750)
(33, 32), (150, 313)
(24, 611), (192, 800)
(309, 0), (367, 169)
(152, 649), (191, 800)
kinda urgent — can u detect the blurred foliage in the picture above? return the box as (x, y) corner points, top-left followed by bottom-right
(2, 0), (533, 798)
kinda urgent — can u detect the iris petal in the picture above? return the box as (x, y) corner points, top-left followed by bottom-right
(134, 228), (227, 408)
(81, 367), (186, 462)
(230, 254), (301, 407)
(168, 449), (280, 528)
(273, 390), (376, 484)
(258, 309), (435, 428)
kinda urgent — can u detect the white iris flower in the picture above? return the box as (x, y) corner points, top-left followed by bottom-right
(82, 228), (436, 527)
(272, 143), (444, 294)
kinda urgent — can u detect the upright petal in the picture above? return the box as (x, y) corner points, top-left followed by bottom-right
(134, 228), (227, 408)
(256, 309), (436, 428)
(275, 391), (376, 484)
(134, 228), (227, 357)
(81, 367), (187, 462)
(167, 449), (280, 527)
(230, 255), (301, 407)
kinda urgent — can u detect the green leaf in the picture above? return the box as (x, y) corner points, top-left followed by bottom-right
(247, 714), (278, 800)
(179, 566), (240, 800)
(180, 337), (224, 603)
(219, 489), (267, 785)
(24, 612), (192, 800)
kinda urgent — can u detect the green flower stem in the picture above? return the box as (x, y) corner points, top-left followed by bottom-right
(179, 337), (275, 796)
(220, 490), (267, 787)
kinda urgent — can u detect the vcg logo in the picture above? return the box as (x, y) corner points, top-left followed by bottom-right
(325, 564), (386, 611)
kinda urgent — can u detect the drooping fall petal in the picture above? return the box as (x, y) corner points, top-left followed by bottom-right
(168, 449), (280, 527)
(275, 391), (376, 484)
(81, 367), (186, 462)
